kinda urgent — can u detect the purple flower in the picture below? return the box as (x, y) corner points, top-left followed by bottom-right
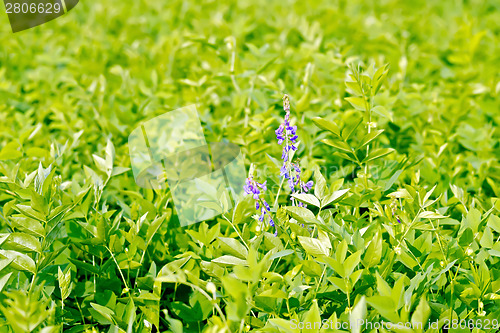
(263, 200), (270, 212)
(244, 177), (262, 200)
(275, 124), (285, 144)
(275, 95), (314, 206)
(303, 180), (313, 192)
(243, 175), (276, 233)
(390, 198), (401, 224)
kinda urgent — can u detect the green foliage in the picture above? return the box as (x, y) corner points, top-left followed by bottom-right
(1, 0), (500, 332)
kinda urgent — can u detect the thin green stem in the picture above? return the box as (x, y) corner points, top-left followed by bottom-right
(105, 246), (131, 296)
(273, 177), (285, 209)
(183, 281), (230, 331)
(222, 214), (249, 250)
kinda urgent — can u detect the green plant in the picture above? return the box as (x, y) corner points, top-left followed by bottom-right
(0, 0), (499, 332)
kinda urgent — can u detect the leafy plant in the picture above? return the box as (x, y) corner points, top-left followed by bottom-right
(0, 0), (499, 332)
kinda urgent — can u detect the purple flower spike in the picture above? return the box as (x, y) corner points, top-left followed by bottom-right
(275, 94), (314, 207)
(243, 175), (276, 234)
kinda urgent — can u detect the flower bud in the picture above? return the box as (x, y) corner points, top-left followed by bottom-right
(206, 282), (216, 295)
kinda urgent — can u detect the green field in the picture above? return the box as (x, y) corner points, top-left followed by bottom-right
(0, 0), (500, 332)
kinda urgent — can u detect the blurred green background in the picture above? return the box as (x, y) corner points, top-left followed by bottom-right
(1, 0), (499, 194)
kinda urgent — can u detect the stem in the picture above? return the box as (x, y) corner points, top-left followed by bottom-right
(314, 265), (327, 297)
(105, 246), (131, 296)
(429, 218), (448, 265)
(244, 77), (255, 128)
(228, 37), (241, 93)
(183, 281), (230, 331)
(364, 105), (371, 188)
(448, 262), (461, 323)
(135, 215), (166, 287)
(346, 282), (351, 310)
(276, 103), (294, 208)
(75, 297), (86, 324)
(399, 207), (423, 243)
(222, 214), (249, 250)
(273, 177), (285, 209)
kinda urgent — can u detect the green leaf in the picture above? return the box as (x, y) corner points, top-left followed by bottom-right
(345, 96), (368, 111)
(0, 142), (23, 160)
(313, 167), (328, 200)
(92, 154), (109, 175)
(233, 195), (255, 224)
(321, 189), (349, 207)
(356, 129), (384, 151)
(367, 296), (400, 323)
(344, 250), (362, 277)
(411, 297), (430, 333)
(342, 118), (363, 141)
(333, 152), (359, 163)
(372, 65), (389, 94)
(322, 257), (345, 278)
(362, 231), (382, 268)
(487, 214), (500, 234)
(336, 240), (348, 263)
(68, 258), (100, 274)
(321, 139), (353, 154)
(371, 105), (393, 121)
(0, 234), (10, 246)
(375, 272), (392, 297)
(345, 81), (363, 96)
(466, 208), (481, 233)
(303, 299), (321, 333)
(0, 272), (12, 293)
(146, 215), (166, 243)
(218, 237), (248, 259)
(458, 228), (474, 247)
(0, 250), (36, 273)
(110, 166), (130, 177)
(480, 227), (494, 248)
(284, 206), (317, 223)
(164, 309), (184, 333)
(2, 233), (41, 253)
(330, 178), (344, 192)
(269, 249), (294, 261)
(349, 296), (366, 333)
(418, 211), (446, 219)
(89, 303), (115, 325)
(15, 205), (45, 222)
(105, 139), (115, 174)
(212, 255), (247, 266)
(361, 148), (395, 163)
(422, 184), (438, 204)
(58, 267), (72, 301)
(328, 276), (347, 293)
(291, 193), (321, 208)
(312, 117), (341, 138)
(10, 217), (45, 237)
(298, 236), (330, 257)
